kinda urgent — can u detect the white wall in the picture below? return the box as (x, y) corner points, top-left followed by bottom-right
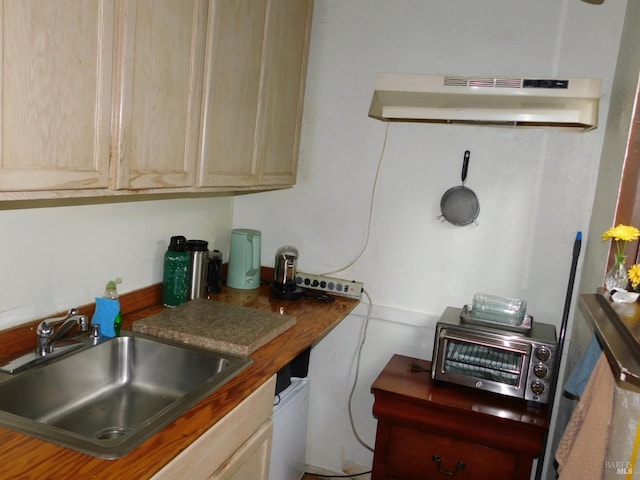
(233, 0), (628, 476)
(0, 196), (233, 329)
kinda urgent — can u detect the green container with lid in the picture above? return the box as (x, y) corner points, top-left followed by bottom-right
(163, 236), (190, 307)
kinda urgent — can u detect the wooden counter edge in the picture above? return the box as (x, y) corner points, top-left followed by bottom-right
(0, 281), (360, 479)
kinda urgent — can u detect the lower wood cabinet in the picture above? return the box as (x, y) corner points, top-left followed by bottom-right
(370, 355), (549, 480)
(210, 419), (272, 480)
(382, 423), (516, 480)
(152, 375), (275, 480)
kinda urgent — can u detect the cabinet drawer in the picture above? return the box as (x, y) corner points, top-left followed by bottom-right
(384, 423), (516, 480)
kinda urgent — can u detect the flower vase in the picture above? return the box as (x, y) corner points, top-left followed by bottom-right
(605, 254), (628, 291)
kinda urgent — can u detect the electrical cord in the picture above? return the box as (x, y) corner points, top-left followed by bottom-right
(332, 125), (390, 452)
(312, 124), (390, 474)
(347, 288), (374, 453)
(321, 122), (390, 277)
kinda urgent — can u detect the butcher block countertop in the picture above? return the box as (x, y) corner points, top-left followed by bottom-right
(0, 279), (360, 479)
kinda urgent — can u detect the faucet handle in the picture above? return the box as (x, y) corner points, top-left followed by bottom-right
(89, 324), (100, 345)
(90, 324), (100, 338)
(36, 321), (55, 338)
(77, 315), (89, 332)
(38, 309), (78, 328)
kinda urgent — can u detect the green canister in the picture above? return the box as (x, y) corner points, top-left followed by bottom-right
(163, 235), (190, 307)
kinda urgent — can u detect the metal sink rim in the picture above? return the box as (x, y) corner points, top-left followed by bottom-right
(0, 331), (252, 459)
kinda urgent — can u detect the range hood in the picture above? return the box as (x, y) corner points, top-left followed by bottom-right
(369, 73), (601, 131)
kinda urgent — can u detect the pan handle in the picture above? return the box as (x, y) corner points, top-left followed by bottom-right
(461, 150), (470, 183)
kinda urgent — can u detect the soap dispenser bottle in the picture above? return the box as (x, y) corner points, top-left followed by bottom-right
(104, 278), (122, 335)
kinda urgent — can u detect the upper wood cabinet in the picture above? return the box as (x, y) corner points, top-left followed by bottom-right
(197, 0), (266, 187)
(198, 0), (313, 188)
(256, 0), (313, 186)
(0, 0), (115, 192)
(0, 0), (312, 198)
(111, 0), (207, 190)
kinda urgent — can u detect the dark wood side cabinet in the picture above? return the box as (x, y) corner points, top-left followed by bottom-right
(370, 354), (550, 480)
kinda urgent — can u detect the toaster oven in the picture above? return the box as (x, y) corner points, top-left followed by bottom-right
(431, 307), (557, 404)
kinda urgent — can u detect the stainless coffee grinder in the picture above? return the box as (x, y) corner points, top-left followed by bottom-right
(271, 246), (303, 300)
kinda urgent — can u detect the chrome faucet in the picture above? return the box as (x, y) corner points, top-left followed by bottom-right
(35, 308), (89, 357)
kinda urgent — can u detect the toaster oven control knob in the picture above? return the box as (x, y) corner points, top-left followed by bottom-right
(535, 346), (551, 362)
(533, 363), (548, 378)
(531, 381), (545, 395)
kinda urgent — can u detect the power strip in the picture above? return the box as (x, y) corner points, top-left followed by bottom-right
(295, 272), (364, 299)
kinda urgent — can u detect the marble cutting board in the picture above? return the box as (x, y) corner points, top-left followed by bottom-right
(132, 299), (296, 356)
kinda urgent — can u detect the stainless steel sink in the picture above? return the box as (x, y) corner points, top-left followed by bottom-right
(0, 332), (251, 458)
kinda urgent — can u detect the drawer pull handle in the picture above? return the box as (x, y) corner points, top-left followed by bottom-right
(431, 455), (466, 476)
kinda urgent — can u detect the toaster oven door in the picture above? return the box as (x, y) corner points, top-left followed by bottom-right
(432, 328), (531, 400)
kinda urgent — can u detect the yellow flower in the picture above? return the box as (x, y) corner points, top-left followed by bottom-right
(602, 224), (640, 242)
(602, 224), (640, 258)
(629, 264), (640, 288)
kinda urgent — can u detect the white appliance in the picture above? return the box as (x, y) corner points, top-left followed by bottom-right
(269, 377), (310, 480)
(369, 73), (601, 131)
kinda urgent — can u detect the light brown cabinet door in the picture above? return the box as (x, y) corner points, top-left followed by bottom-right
(0, 0), (114, 192)
(198, 0), (313, 188)
(0, 0), (311, 198)
(112, 0), (206, 190)
(197, 0), (266, 187)
(209, 420), (272, 480)
(150, 376), (276, 480)
(255, 0), (313, 186)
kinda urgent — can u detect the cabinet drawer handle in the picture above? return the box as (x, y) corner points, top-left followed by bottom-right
(431, 455), (466, 476)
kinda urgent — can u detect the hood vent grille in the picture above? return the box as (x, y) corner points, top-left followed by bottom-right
(444, 76), (523, 89)
(369, 73), (601, 131)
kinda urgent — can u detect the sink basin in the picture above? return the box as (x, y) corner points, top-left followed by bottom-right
(0, 332), (251, 458)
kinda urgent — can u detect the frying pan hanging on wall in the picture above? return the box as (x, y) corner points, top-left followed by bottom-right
(437, 150), (480, 226)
